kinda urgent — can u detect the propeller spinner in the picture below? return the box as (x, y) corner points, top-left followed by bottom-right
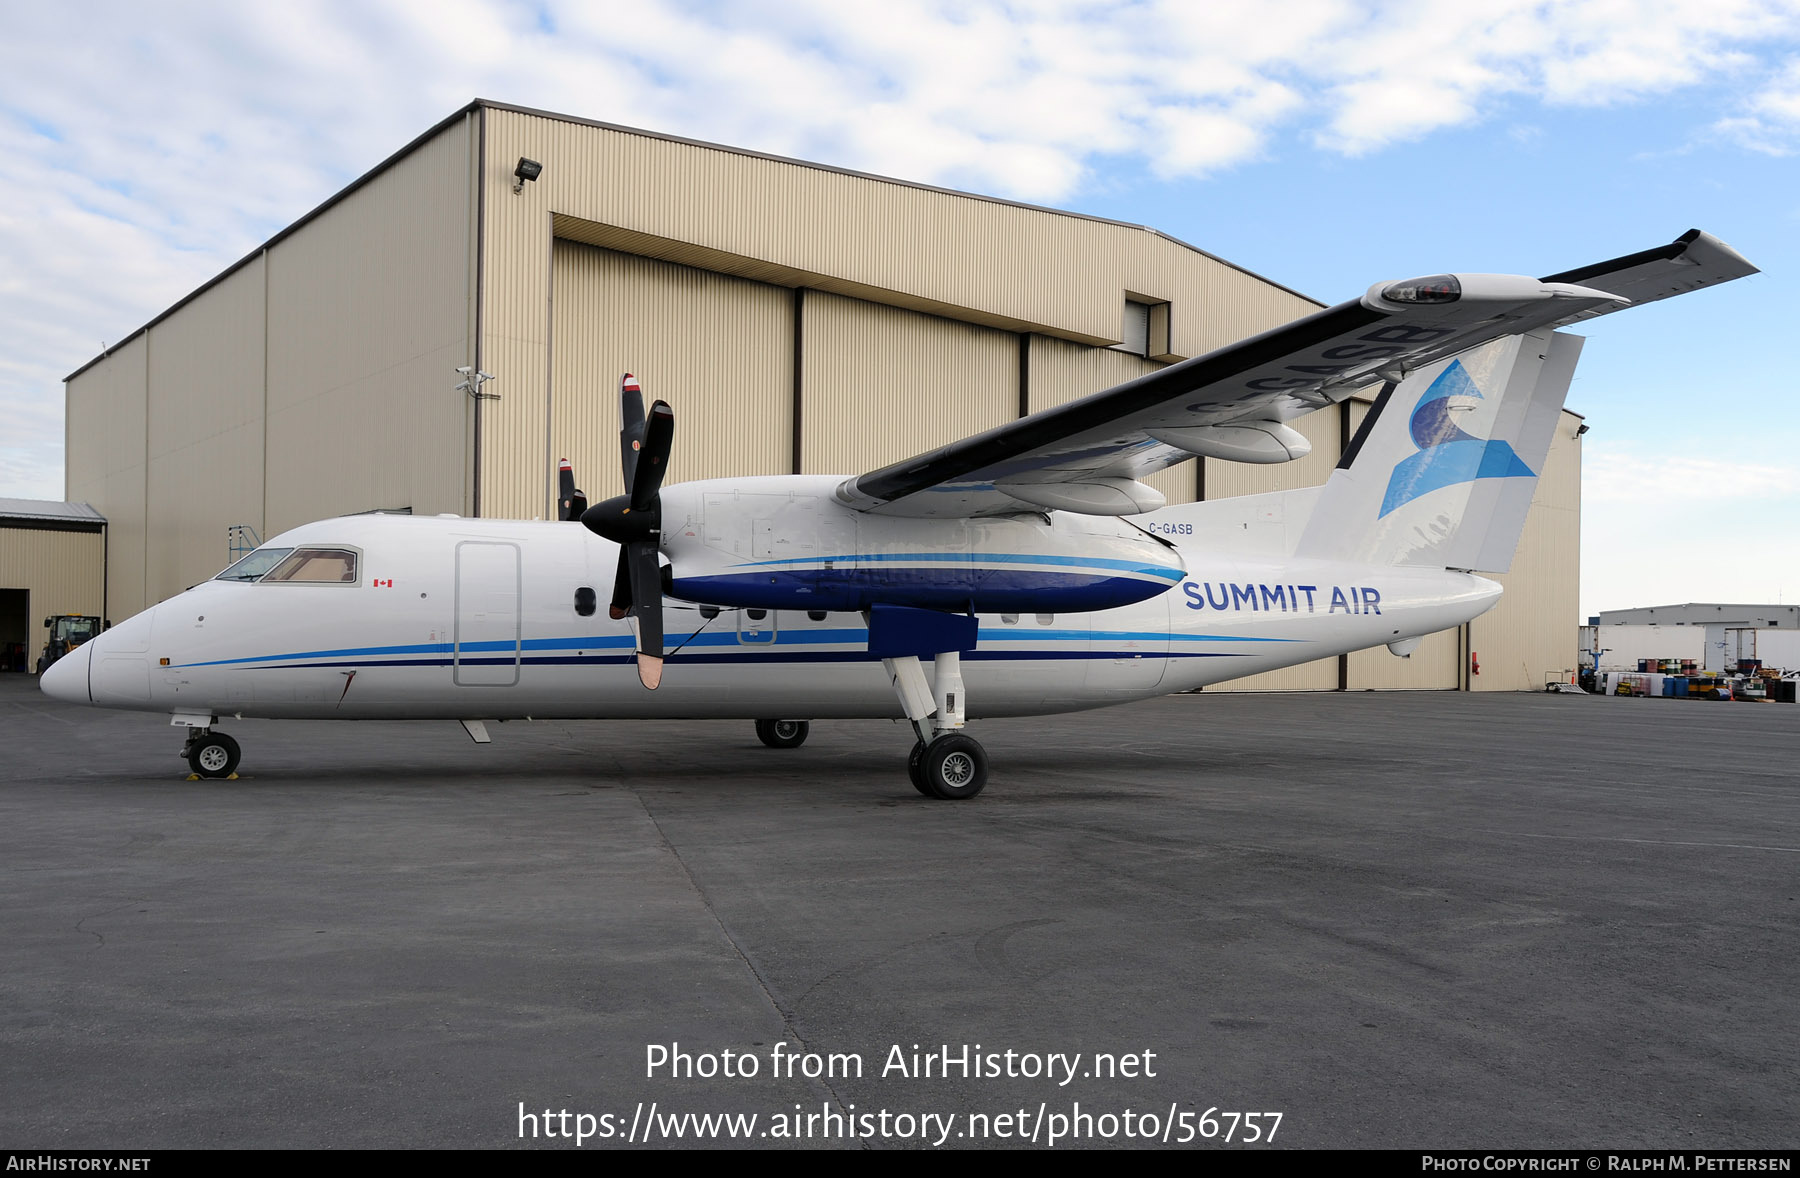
(580, 374), (674, 689)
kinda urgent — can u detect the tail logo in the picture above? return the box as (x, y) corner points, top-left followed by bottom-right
(1380, 359), (1535, 517)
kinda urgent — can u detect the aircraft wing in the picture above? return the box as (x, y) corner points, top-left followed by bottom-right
(836, 229), (1755, 518)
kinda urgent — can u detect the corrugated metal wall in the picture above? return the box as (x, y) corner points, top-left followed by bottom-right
(548, 241), (792, 512)
(65, 117), (476, 614)
(264, 119), (475, 532)
(480, 106), (1317, 358)
(1025, 334), (1164, 412)
(65, 335), (147, 616)
(0, 528), (106, 651)
(800, 292), (1014, 475)
(479, 105), (1333, 519)
(1469, 413), (1582, 691)
(144, 258), (266, 602)
(1347, 628), (1461, 690)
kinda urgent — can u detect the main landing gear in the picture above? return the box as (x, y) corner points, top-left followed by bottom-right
(886, 649), (989, 800)
(754, 719), (810, 748)
(907, 732), (988, 800)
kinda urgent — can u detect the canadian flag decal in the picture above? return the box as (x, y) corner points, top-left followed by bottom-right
(373, 578), (393, 588)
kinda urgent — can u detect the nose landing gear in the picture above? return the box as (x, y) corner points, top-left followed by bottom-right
(179, 725), (241, 779)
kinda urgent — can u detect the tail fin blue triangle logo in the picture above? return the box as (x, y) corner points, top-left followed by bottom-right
(1380, 359), (1535, 517)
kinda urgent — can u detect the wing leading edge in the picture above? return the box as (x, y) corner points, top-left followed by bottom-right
(836, 229), (1755, 519)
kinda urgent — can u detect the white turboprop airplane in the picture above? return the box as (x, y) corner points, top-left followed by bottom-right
(42, 231), (1755, 798)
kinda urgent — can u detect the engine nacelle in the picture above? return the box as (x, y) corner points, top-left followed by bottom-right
(658, 477), (1184, 613)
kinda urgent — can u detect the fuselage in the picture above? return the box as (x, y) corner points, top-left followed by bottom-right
(41, 511), (1500, 722)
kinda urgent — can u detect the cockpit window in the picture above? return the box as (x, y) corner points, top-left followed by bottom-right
(216, 547), (295, 582)
(262, 548), (359, 584)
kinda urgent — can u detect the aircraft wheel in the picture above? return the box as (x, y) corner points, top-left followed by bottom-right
(754, 719), (810, 749)
(920, 734), (988, 800)
(907, 740), (933, 796)
(186, 733), (241, 779)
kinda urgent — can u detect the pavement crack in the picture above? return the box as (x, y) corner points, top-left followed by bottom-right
(628, 786), (860, 1141)
(73, 899), (143, 947)
(793, 930), (959, 1010)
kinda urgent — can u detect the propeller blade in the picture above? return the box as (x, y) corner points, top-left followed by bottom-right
(557, 459), (588, 522)
(629, 401), (674, 513)
(608, 548), (632, 621)
(592, 375), (672, 691)
(625, 540), (665, 690)
(619, 374), (645, 489)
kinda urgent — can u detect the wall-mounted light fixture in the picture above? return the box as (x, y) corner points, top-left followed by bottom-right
(512, 157), (543, 194)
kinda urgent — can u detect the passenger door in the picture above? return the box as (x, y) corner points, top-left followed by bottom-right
(454, 541), (521, 686)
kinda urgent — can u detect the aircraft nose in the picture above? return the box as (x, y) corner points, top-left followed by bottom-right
(39, 640), (92, 704)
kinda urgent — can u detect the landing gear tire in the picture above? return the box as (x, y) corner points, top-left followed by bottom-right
(918, 733), (988, 800)
(755, 719), (810, 749)
(907, 740), (933, 796)
(186, 732), (241, 779)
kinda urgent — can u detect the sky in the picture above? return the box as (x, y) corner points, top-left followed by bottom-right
(1, 0), (1795, 619)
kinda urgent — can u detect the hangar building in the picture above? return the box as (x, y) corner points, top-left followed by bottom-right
(62, 100), (1582, 693)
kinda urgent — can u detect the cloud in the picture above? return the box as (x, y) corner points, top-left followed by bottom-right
(1710, 56), (1800, 154)
(1584, 447), (1798, 503)
(3, 0), (1800, 498)
(1581, 444), (1800, 617)
(1304, 0), (1800, 153)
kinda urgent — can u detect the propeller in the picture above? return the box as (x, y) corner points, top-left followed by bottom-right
(580, 374), (674, 690)
(556, 459), (587, 522)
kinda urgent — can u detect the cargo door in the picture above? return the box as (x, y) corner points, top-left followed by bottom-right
(1086, 592), (1170, 693)
(454, 541), (521, 686)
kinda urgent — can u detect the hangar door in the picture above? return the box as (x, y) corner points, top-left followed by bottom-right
(549, 241), (794, 507)
(799, 290), (1017, 476)
(0, 588), (25, 672)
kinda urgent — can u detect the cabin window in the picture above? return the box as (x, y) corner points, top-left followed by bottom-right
(262, 548), (359, 584)
(216, 547), (294, 582)
(574, 586), (597, 617)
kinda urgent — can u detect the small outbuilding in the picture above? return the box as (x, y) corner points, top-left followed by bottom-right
(0, 499), (107, 673)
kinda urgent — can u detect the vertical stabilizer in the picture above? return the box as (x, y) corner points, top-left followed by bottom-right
(1295, 329), (1581, 571)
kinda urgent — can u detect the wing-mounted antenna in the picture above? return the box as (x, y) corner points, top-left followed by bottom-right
(579, 374), (674, 690)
